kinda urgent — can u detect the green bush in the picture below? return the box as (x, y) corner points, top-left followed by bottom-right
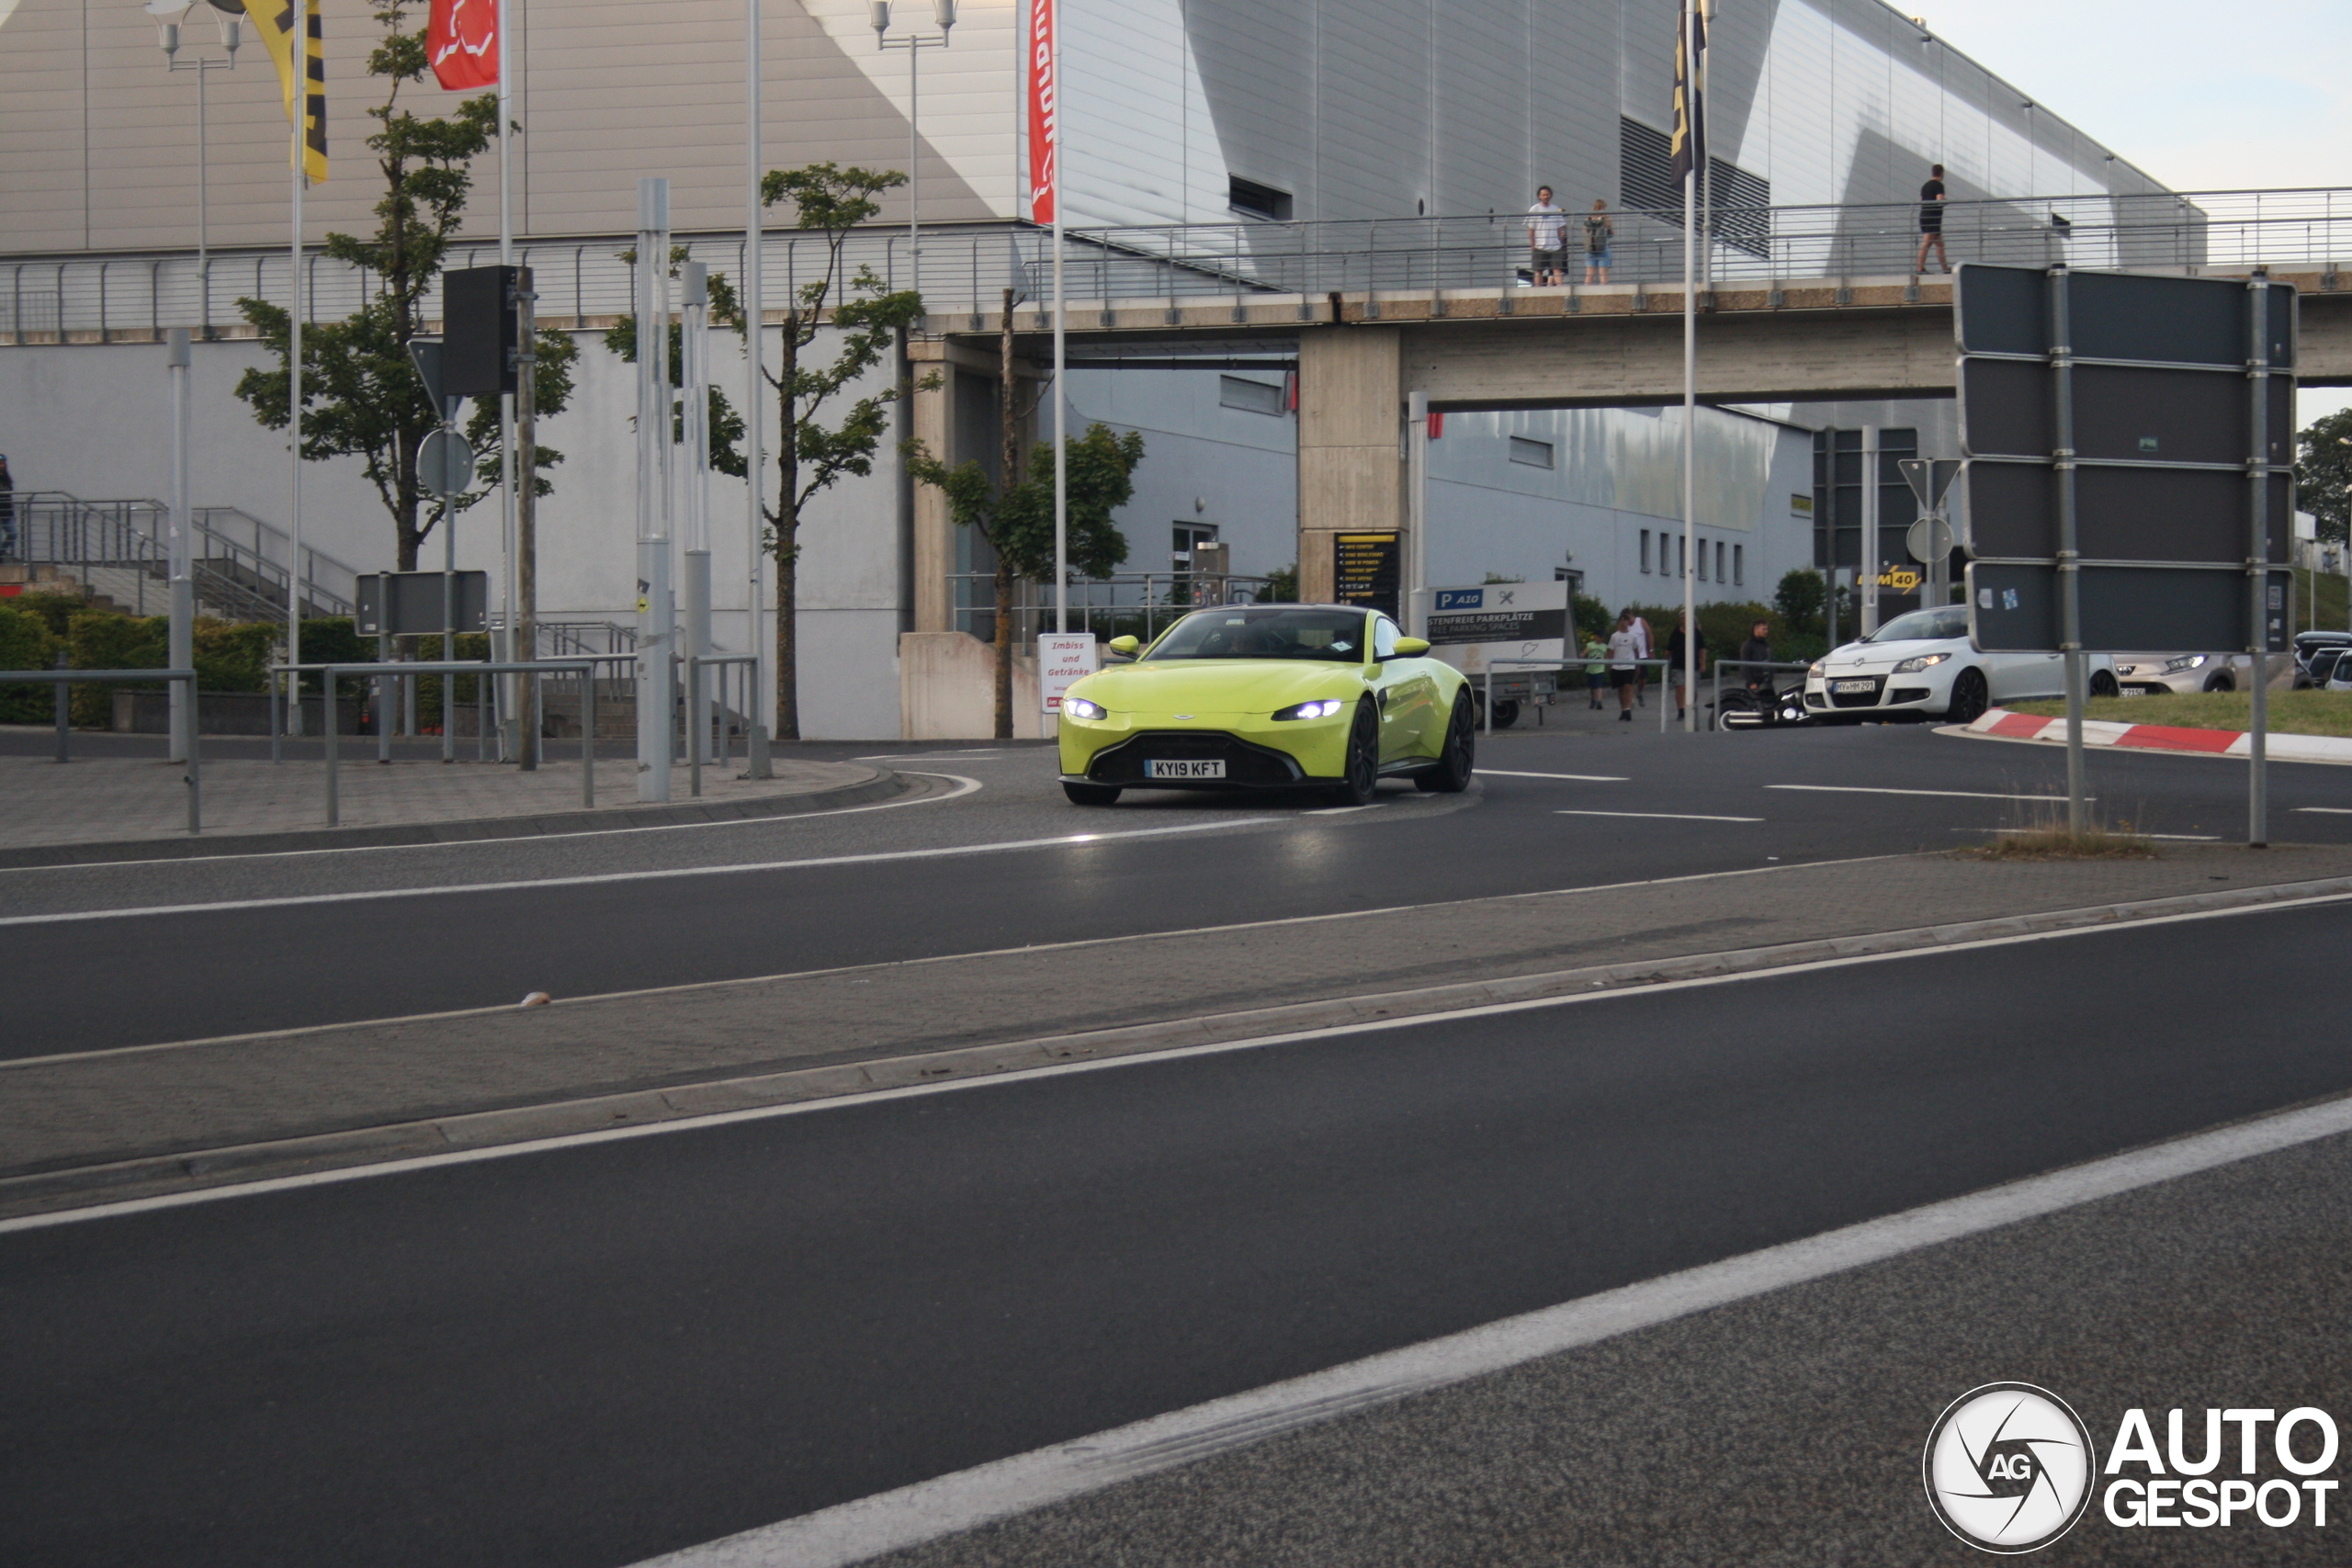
(0, 604), (63, 723)
(68, 611), (168, 726)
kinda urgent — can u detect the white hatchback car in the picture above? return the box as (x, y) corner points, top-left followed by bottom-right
(1804, 605), (2118, 724)
(2110, 652), (2249, 695)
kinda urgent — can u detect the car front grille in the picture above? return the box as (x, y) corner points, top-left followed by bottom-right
(1826, 676), (1885, 708)
(1086, 730), (1306, 787)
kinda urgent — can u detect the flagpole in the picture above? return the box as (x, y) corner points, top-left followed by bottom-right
(496, 0), (518, 759)
(1050, 0), (1067, 639)
(1680, 0), (1697, 734)
(744, 0), (770, 776)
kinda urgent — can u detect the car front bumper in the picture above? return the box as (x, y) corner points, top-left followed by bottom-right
(1803, 660), (1959, 717)
(1057, 710), (1352, 787)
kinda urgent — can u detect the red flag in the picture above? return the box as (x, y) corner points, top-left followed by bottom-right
(1025, 0), (1057, 223)
(429, 0), (498, 91)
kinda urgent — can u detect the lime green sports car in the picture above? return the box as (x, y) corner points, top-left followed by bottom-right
(1057, 604), (1477, 807)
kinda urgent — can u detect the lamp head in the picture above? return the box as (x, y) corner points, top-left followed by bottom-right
(933, 0), (956, 31)
(869, 1), (890, 36)
(146, 0), (191, 56)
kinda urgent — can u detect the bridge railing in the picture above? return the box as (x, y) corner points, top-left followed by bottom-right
(4, 189), (2345, 340)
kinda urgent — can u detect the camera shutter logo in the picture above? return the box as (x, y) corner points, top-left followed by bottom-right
(1923, 1383), (2097, 1552)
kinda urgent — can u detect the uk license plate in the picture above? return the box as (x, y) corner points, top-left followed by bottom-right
(1146, 759), (1225, 779)
(1831, 679), (1875, 695)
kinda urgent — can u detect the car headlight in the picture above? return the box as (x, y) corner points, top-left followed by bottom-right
(2163, 655), (2208, 673)
(1272, 698), (1347, 721)
(1892, 652), (1952, 673)
(1806, 660), (1824, 679)
(1062, 695), (1106, 721)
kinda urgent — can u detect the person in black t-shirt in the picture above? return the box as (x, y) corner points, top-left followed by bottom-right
(1667, 615), (1707, 725)
(1917, 164), (1950, 274)
(1740, 619), (1774, 692)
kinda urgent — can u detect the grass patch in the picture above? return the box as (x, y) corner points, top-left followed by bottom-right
(2007, 690), (2352, 739)
(1958, 820), (2159, 861)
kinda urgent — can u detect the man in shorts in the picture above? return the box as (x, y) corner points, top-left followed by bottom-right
(1607, 612), (1643, 721)
(1917, 164), (1950, 274)
(1526, 186), (1567, 286)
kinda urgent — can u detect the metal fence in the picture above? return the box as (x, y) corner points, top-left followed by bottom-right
(6, 491), (358, 621)
(950, 570), (1277, 648)
(8, 189), (2349, 341)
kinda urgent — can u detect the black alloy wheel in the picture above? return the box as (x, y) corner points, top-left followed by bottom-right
(1062, 781), (1122, 806)
(1945, 666), (1991, 724)
(1328, 703), (1381, 807)
(1416, 691), (1477, 792)
(2089, 669), (2120, 699)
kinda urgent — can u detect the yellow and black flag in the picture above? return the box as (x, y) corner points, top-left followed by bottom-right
(241, 0), (328, 183)
(1668, 3), (1706, 186)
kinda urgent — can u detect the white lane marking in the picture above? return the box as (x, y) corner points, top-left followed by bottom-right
(0, 770), (983, 876)
(0, 794), (1272, 930)
(2295, 807), (2352, 815)
(1944, 828), (2226, 842)
(16, 882), (2344, 1229)
(0, 854), (1905, 1071)
(1303, 804), (1379, 815)
(1768, 784), (2075, 802)
(628, 1089), (2352, 1568)
(1556, 809), (1763, 823)
(1479, 769), (1630, 783)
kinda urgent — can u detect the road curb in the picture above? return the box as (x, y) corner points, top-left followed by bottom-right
(1952, 706), (2352, 767)
(0, 767), (910, 868)
(13, 867), (2352, 1218)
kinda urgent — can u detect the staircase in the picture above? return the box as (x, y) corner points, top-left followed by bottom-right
(6, 491), (357, 624)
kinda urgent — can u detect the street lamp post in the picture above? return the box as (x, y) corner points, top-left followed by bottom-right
(870, 1), (956, 300)
(147, 1), (242, 339)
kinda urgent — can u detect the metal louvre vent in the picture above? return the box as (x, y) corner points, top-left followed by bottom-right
(1618, 117), (1772, 259)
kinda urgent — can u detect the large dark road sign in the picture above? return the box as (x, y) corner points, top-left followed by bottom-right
(1955, 264), (2295, 653)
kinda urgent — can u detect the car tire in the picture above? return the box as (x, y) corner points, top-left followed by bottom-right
(1061, 781), (1121, 807)
(2089, 669), (2120, 699)
(1415, 692), (1476, 792)
(1945, 666), (1990, 724)
(1488, 698), (1521, 729)
(2204, 673), (2234, 693)
(1326, 703), (1381, 807)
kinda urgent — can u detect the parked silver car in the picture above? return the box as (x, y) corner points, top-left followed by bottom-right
(2110, 652), (2246, 695)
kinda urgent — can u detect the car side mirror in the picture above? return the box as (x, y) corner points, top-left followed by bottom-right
(1108, 636), (1140, 655)
(1392, 637), (1430, 657)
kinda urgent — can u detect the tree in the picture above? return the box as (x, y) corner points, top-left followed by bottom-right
(749, 163), (928, 740)
(2298, 408), (2352, 545)
(602, 246), (748, 479)
(1772, 567), (1826, 636)
(233, 5), (575, 571)
(908, 424), (1141, 739)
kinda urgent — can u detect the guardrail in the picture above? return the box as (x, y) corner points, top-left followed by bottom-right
(8, 188), (2346, 338)
(0, 663), (200, 833)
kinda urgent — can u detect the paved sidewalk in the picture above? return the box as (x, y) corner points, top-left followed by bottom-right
(10, 843), (2351, 1213)
(0, 750), (893, 855)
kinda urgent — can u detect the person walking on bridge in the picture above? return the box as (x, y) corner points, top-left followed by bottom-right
(1917, 164), (1951, 274)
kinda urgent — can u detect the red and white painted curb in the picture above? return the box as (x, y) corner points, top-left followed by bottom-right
(1961, 706), (2352, 765)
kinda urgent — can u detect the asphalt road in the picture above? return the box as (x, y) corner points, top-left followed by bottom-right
(2, 723), (2348, 1056)
(6, 899), (2348, 1567)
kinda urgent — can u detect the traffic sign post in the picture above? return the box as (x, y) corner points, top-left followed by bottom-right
(1955, 263), (2296, 842)
(1899, 457), (1960, 613)
(409, 337), (477, 762)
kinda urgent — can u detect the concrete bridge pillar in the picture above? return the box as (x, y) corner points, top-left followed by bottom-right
(1295, 326), (1404, 604)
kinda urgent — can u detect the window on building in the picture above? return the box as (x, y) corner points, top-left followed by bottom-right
(1218, 375), (1286, 416)
(1734, 544), (1745, 585)
(1508, 435), (1555, 469)
(1715, 541), (1725, 582)
(1640, 530), (1651, 573)
(1227, 176), (1294, 222)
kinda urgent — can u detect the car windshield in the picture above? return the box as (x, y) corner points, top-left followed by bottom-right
(1863, 606), (1970, 644)
(1143, 607), (1370, 663)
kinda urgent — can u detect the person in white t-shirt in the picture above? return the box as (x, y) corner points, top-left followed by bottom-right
(1629, 612), (1653, 707)
(1607, 612), (1643, 721)
(1526, 186), (1567, 286)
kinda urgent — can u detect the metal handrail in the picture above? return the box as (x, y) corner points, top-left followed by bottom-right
(1479, 655), (1677, 736)
(6, 188), (2346, 334)
(10, 489), (357, 622)
(0, 665), (200, 832)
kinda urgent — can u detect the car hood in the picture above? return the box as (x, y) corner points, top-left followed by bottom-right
(1074, 660), (1360, 714)
(1822, 637), (1956, 671)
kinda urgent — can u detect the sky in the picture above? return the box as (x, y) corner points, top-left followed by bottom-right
(1917, 0), (2352, 429)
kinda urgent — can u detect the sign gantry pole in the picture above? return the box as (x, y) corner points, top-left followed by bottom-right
(495, 0), (518, 761)
(2247, 277), (2272, 848)
(1050, 0), (1067, 641)
(287, 112), (305, 737)
(1678, 0), (1698, 732)
(2049, 264), (2086, 834)
(744, 0), (771, 777)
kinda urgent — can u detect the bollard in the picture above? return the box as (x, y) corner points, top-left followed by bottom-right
(52, 650), (69, 763)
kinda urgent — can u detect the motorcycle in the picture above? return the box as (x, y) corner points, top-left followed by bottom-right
(1713, 673), (1812, 730)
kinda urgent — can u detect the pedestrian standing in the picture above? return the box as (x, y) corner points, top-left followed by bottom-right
(1583, 199), (1615, 285)
(1583, 629), (1610, 709)
(1630, 610), (1652, 706)
(1607, 612), (1642, 721)
(1668, 614), (1707, 724)
(1526, 186), (1568, 287)
(1916, 164), (1950, 274)
(0, 455), (16, 561)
